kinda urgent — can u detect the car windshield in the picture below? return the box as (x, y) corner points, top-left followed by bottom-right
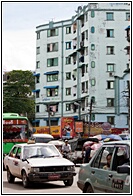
(23, 145), (61, 159)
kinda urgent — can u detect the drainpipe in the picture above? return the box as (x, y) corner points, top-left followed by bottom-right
(61, 22), (64, 117)
(77, 19), (81, 100)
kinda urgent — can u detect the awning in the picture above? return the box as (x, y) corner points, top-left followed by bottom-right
(33, 73), (40, 76)
(125, 25), (130, 30)
(78, 63), (85, 68)
(32, 89), (40, 92)
(32, 120), (40, 123)
(43, 117), (59, 121)
(124, 46), (130, 50)
(69, 51), (77, 56)
(73, 116), (78, 119)
(44, 71), (59, 75)
(43, 85), (59, 89)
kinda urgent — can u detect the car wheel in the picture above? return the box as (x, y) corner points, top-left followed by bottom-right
(7, 168), (15, 183)
(83, 184), (94, 193)
(63, 177), (73, 186)
(22, 171), (30, 188)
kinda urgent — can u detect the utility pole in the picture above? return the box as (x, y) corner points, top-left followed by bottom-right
(128, 81), (130, 132)
(47, 104), (51, 134)
(88, 98), (93, 137)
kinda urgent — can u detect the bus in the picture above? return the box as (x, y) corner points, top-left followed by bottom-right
(3, 113), (31, 157)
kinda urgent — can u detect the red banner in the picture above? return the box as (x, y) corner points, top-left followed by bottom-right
(75, 121), (83, 133)
(61, 117), (75, 138)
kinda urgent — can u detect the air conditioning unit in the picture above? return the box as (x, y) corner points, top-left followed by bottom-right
(109, 72), (114, 77)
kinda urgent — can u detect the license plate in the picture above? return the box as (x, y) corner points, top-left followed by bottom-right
(48, 174), (60, 180)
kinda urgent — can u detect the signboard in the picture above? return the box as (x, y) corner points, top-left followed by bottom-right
(75, 121), (83, 133)
(34, 126), (61, 138)
(61, 117), (75, 138)
(3, 119), (27, 125)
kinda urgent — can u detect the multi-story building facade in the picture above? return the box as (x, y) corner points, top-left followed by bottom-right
(34, 2), (130, 130)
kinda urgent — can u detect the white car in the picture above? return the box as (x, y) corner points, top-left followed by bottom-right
(4, 142), (76, 188)
(32, 133), (54, 143)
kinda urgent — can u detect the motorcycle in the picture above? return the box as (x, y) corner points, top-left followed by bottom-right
(62, 151), (70, 159)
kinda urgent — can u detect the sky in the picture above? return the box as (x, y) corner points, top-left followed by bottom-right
(2, 1), (89, 72)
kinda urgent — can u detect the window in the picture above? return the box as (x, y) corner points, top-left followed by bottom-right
(126, 13), (130, 21)
(47, 88), (58, 97)
(66, 104), (71, 111)
(36, 105), (39, 112)
(86, 64), (88, 72)
(91, 146), (114, 169)
(47, 28), (58, 37)
(106, 12), (114, 20)
(91, 61), (95, 68)
(47, 58), (58, 67)
(107, 46), (114, 54)
(91, 26), (95, 33)
(107, 98), (114, 107)
(91, 79), (96, 86)
(66, 26), (71, 34)
(91, 96), (95, 103)
(107, 29), (114, 37)
(91, 10), (95, 18)
(66, 56), (71, 64)
(107, 64), (114, 72)
(66, 88), (71, 95)
(66, 72), (71, 80)
(91, 114), (95, 121)
(16, 147), (21, 159)
(36, 61), (40, 69)
(85, 13), (88, 22)
(37, 32), (40, 40)
(107, 81), (114, 89)
(107, 116), (115, 125)
(85, 47), (88, 55)
(36, 91), (40, 98)
(86, 30), (88, 40)
(66, 42), (71, 50)
(47, 74), (58, 82)
(86, 81), (88, 91)
(36, 76), (40, 83)
(91, 44), (95, 50)
(47, 43), (58, 52)
(36, 47), (40, 55)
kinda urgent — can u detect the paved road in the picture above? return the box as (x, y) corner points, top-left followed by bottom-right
(3, 166), (82, 194)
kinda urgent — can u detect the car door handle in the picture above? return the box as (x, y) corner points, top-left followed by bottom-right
(91, 170), (95, 174)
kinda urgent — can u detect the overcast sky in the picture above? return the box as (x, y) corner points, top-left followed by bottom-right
(2, 2), (88, 72)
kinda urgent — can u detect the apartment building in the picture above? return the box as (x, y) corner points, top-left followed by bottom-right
(34, 2), (130, 130)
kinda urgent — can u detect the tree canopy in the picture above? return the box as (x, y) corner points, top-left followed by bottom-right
(3, 70), (35, 122)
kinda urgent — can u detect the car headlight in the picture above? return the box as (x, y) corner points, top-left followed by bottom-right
(30, 167), (40, 172)
(67, 166), (75, 171)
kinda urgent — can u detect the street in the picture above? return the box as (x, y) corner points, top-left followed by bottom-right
(3, 166), (82, 194)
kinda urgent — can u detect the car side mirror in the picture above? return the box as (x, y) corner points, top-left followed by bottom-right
(117, 165), (130, 175)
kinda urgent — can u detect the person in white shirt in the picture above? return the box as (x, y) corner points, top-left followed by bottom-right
(62, 140), (71, 153)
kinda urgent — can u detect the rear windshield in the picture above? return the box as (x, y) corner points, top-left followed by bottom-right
(35, 138), (53, 143)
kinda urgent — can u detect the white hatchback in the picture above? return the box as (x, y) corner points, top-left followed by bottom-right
(4, 142), (76, 188)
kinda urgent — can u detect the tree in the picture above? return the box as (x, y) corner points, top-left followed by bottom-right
(3, 70), (35, 122)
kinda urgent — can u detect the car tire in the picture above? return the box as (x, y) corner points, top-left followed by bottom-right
(22, 171), (30, 188)
(7, 167), (15, 183)
(83, 184), (94, 193)
(63, 177), (73, 186)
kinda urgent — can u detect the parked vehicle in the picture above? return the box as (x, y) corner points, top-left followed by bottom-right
(77, 140), (130, 193)
(3, 113), (31, 158)
(32, 133), (54, 143)
(4, 142), (76, 188)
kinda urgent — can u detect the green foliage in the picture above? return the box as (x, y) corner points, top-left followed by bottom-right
(3, 70), (35, 122)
